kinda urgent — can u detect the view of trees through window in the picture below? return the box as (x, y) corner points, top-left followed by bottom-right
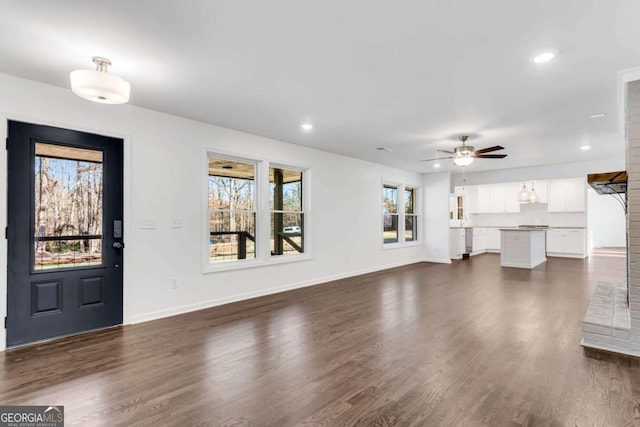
(270, 167), (303, 256)
(383, 185), (398, 243)
(207, 156), (306, 265)
(383, 183), (418, 244)
(208, 158), (256, 262)
(34, 142), (103, 269)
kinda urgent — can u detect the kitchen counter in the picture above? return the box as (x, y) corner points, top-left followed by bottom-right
(500, 228), (547, 269)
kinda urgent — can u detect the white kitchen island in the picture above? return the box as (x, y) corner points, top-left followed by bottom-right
(500, 228), (547, 269)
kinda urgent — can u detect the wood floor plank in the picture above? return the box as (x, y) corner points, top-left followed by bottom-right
(1, 254), (639, 426)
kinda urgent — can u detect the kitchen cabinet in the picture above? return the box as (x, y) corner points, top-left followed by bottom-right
(547, 178), (585, 212)
(546, 228), (587, 258)
(472, 227), (487, 253)
(503, 183), (522, 213)
(449, 228), (466, 259)
(490, 185), (505, 213)
(486, 228), (501, 252)
(467, 185), (490, 214)
(500, 229), (547, 269)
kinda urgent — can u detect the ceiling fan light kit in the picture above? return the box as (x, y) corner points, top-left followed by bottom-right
(420, 135), (508, 167)
(70, 57), (130, 104)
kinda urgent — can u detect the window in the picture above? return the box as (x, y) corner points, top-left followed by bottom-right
(206, 152), (308, 269)
(208, 157), (256, 263)
(405, 187), (417, 242)
(270, 167), (304, 256)
(383, 184), (398, 243)
(382, 182), (420, 246)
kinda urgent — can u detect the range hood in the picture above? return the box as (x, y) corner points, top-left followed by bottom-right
(587, 171), (627, 195)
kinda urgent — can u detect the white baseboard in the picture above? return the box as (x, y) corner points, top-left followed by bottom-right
(547, 252), (587, 259)
(128, 257), (428, 325)
(423, 257), (452, 264)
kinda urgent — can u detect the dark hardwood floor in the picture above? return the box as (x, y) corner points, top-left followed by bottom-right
(2, 254), (640, 426)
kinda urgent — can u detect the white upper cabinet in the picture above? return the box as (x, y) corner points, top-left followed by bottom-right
(476, 186), (491, 213)
(503, 183), (522, 213)
(547, 178), (586, 212)
(489, 185), (505, 213)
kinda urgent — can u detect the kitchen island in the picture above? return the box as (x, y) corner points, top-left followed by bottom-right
(500, 228), (547, 269)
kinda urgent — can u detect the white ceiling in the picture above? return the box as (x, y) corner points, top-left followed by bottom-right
(1, 0), (639, 173)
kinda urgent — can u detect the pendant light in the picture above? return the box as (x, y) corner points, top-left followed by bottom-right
(529, 181), (540, 203)
(518, 182), (531, 203)
(70, 57), (130, 104)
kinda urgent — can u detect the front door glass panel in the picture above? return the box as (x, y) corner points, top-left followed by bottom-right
(34, 142), (104, 270)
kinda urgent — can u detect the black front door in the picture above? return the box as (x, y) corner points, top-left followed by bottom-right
(7, 121), (124, 347)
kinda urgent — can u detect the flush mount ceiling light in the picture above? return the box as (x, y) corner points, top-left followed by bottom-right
(301, 123), (313, 131)
(530, 50), (558, 64)
(590, 113), (606, 118)
(581, 145), (591, 150)
(433, 163), (441, 168)
(70, 57), (130, 104)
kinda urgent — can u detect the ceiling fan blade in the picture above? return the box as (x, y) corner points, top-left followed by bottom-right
(475, 154), (507, 159)
(420, 156), (453, 162)
(474, 145), (505, 154)
(437, 149), (455, 154)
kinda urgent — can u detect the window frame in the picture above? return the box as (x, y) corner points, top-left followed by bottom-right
(381, 179), (421, 249)
(203, 149), (311, 273)
(269, 163), (306, 258)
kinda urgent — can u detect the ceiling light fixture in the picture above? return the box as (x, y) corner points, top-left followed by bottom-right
(70, 57), (130, 104)
(434, 163), (441, 168)
(453, 156), (473, 167)
(581, 145), (591, 150)
(530, 50), (558, 64)
(301, 123), (313, 131)
(590, 113), (606, 118)
(376, 147), (392, 152)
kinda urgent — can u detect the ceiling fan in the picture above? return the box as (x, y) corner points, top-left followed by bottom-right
(420, 135), (507, 167)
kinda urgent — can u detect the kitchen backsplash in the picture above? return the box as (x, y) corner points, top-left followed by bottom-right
(458, 203), (587, 228)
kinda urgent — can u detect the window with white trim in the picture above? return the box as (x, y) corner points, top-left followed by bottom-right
(206, 152), (308, 269)
(383, 184), (399, 243)
(405, 187), (418, 242)
(208, 157), (257, 263)
(382, 182), (420, 245)
(270, 166), (304, 256)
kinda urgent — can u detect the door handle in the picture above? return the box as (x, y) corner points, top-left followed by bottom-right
(112, 241), (125, 249)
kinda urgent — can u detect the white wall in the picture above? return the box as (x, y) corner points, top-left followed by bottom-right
(0, 73), (432, 350)
(587, 188), (626, 247)
(423, 172), (451, 263)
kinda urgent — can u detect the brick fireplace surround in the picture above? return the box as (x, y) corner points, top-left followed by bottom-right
(582, 73), (640, 356)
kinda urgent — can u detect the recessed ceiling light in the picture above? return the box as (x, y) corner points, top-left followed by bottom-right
(301, 123), (313, 131)
(434, 163), (441, 168)
(590, 113), (606, 118)
(580, 145), (591, 151)
(530, 50), (558, 64)
(376, 147), (392, 152)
